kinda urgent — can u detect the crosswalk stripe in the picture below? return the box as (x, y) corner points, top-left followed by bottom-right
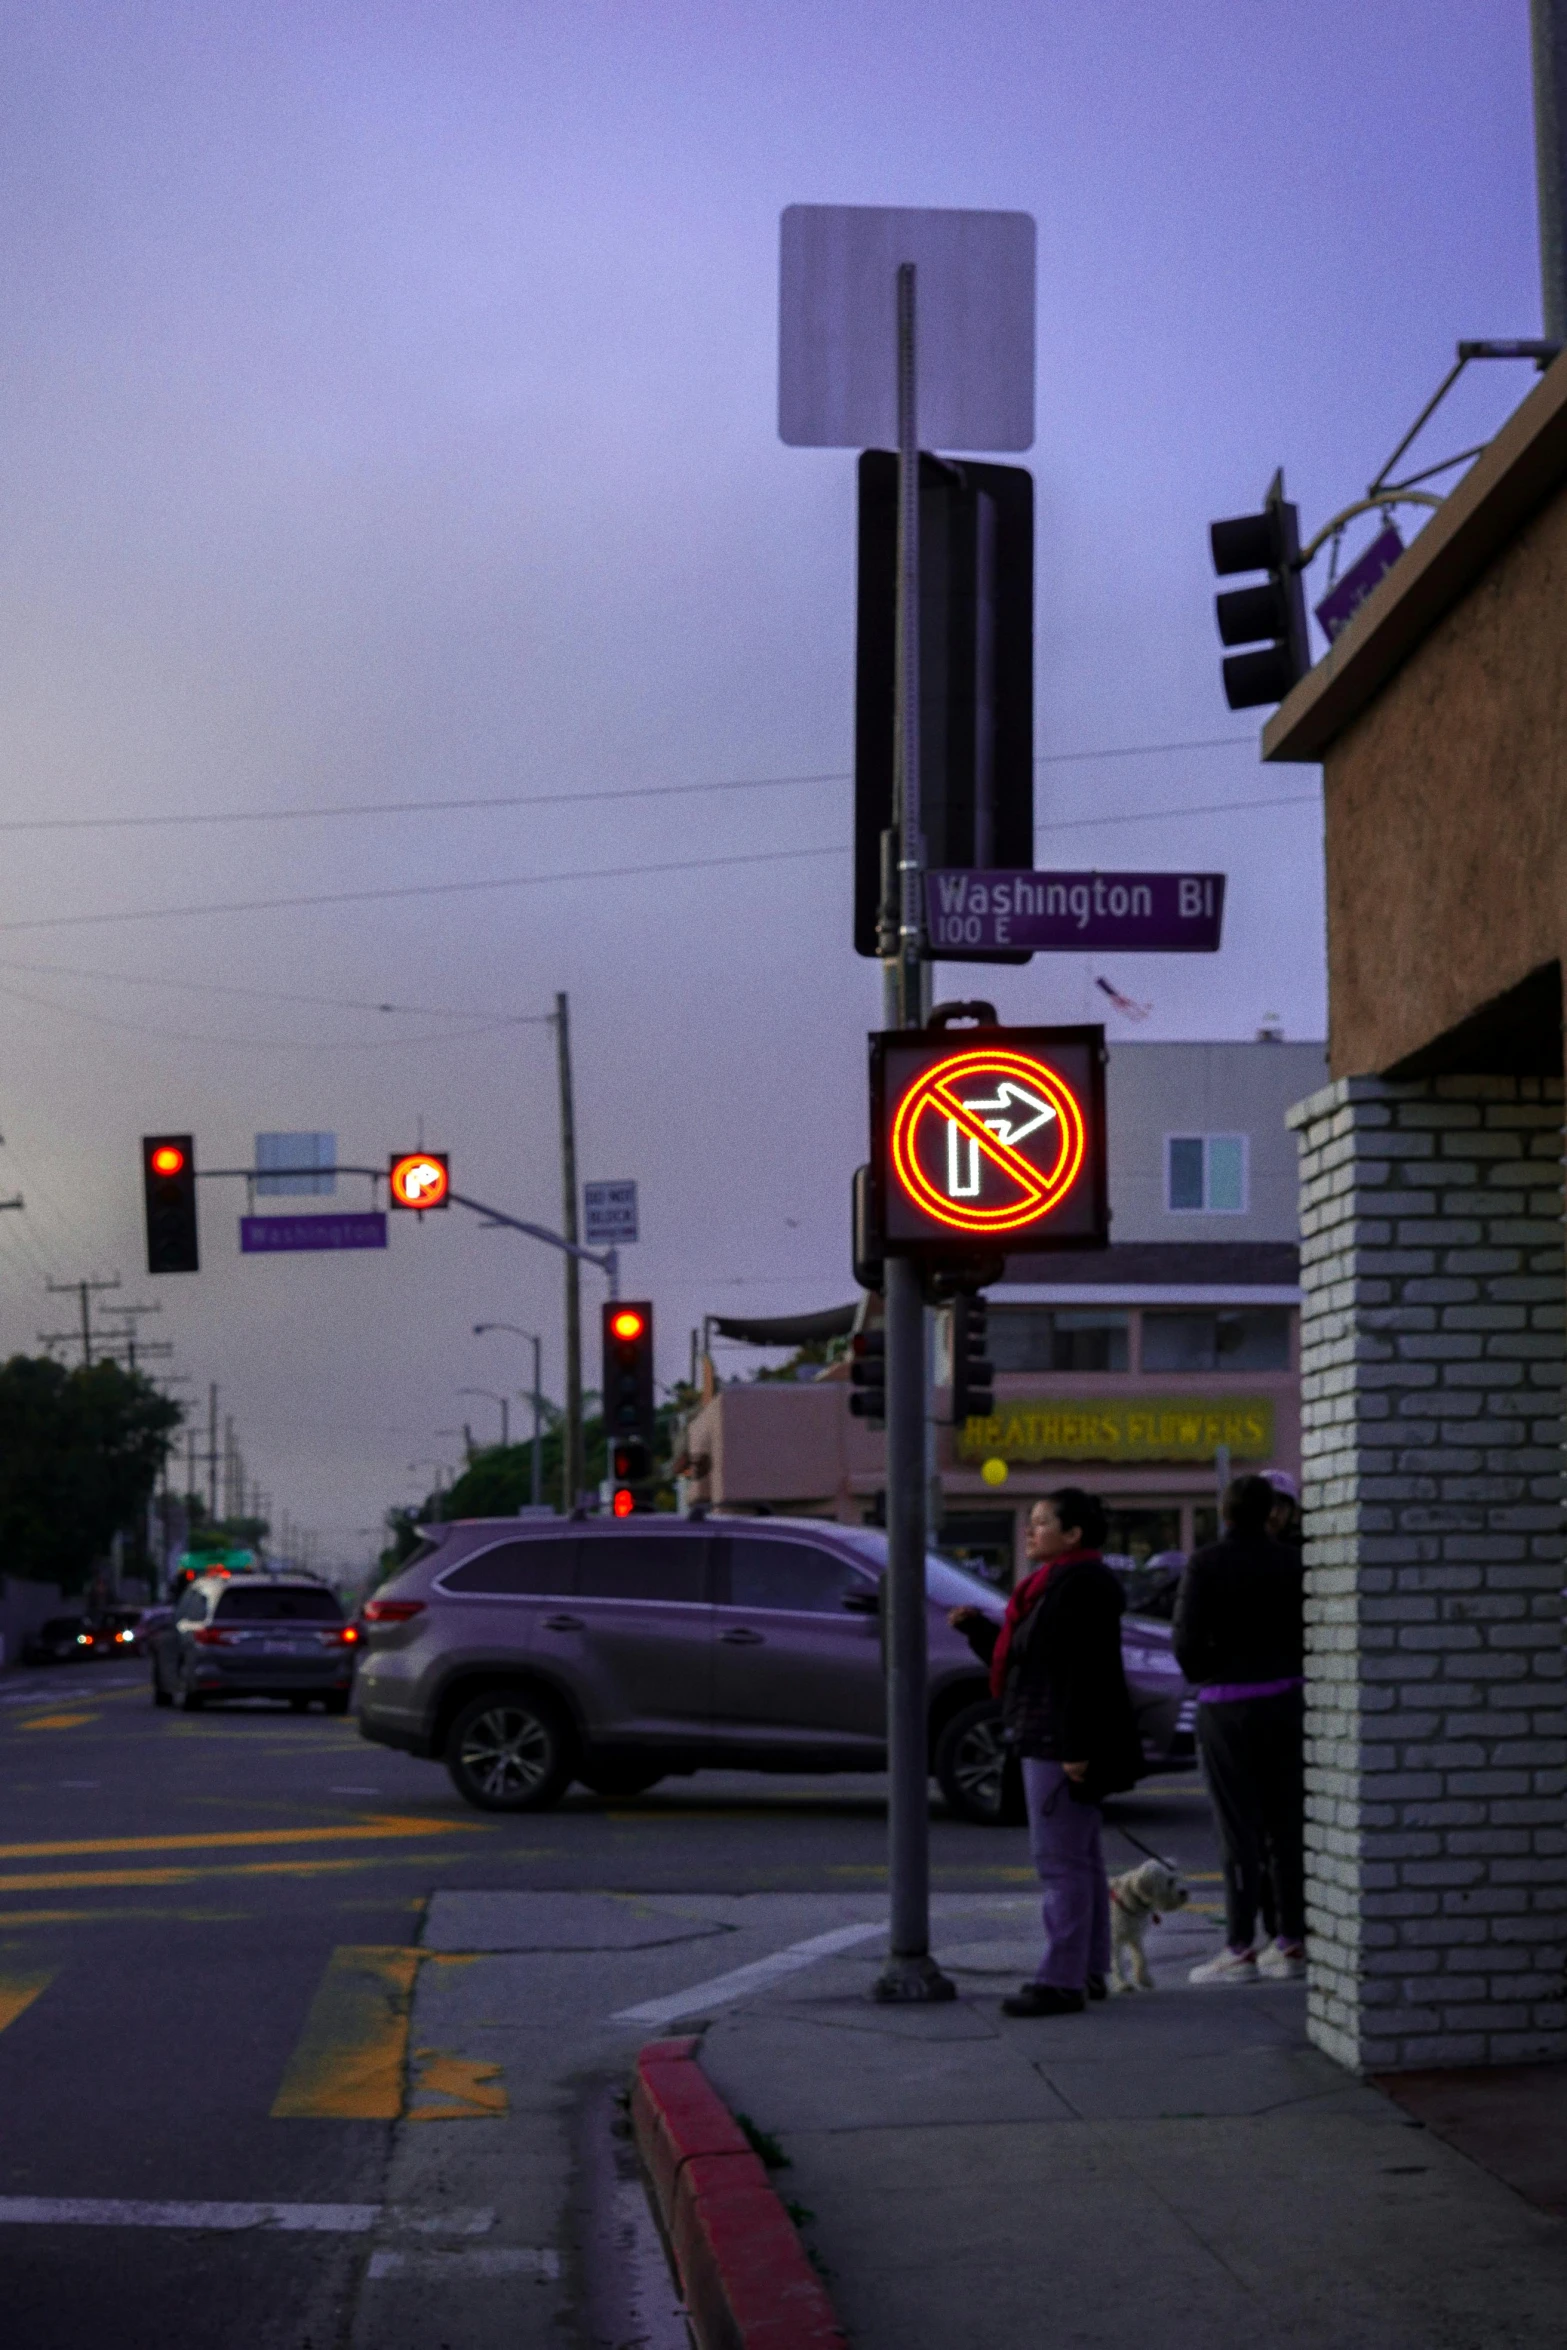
(271, 1947), (420, 2120)
(0, 1971), (54, 2033)
(0, 2198), (498, 2233)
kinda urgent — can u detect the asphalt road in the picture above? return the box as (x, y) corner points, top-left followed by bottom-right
(0, 1662), (1221, 2349)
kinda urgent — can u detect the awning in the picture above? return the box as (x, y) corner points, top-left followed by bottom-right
(708, 1304), (858, 1347)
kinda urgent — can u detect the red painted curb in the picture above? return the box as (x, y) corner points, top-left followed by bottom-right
(631, 2039), (846, 2350)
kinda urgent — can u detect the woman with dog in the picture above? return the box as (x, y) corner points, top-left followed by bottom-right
(949, 1488), (1142, 2017)
(1174, 1471), (1306, 1983)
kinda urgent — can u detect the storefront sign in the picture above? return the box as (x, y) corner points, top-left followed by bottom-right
(955, 1395), (1275, 1465)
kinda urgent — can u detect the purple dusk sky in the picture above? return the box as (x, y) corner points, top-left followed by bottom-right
(0, 3), (1544, 1556)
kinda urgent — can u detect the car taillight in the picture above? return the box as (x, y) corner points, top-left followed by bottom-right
(363, 1598), (425, 1624)
(335, 1625), (360, 1645)
(192, 1626), (234, 1647)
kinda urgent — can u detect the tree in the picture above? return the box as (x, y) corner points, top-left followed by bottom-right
(0, 1355), (180, 1591)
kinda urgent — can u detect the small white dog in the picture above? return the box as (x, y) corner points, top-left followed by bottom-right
(1108, 1858), (1189, 1991)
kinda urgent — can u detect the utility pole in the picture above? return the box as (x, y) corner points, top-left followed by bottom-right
(98, 1300), (168, 1374)
(1534, 0), (1567, 340)
(41, 1274), (122, 1366)
(208, 1383), (220, 1520)
(874, 261), (950, 2005)
(555, 990), (583, 1511)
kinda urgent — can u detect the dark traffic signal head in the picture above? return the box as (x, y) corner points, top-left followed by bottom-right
(856, 452), (1034, 960)
(951, 1294), (994, 1426)
(848, 1326), (886, 1427)
(602, 1301), (655, 1512)
(1209, 469), (1309, 710)
(142, 1134), (199, 1274)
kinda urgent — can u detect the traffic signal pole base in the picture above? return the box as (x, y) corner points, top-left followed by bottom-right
(873, 1951), (957, 2005)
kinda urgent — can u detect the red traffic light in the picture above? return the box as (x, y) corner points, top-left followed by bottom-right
(389, 1152), (450, 1210)
(610, 1307), (645, 1342)
(150, 1143), (185, 1177)
(611, 1487), (636, 1518)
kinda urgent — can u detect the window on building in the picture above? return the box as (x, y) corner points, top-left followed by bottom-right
(1166, 1133), (1248, 1213)
(1140, 1307), (1291, 1373)
(988, 1308), (1129, 1373)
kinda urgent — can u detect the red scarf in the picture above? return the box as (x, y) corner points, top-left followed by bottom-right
(988, 1547), (1100, 1700)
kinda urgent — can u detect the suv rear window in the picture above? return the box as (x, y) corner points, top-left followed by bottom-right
(440, 1540), (578, 1597)
(578, 1536), (710, 1604)
(214, 1586), (342, 1622)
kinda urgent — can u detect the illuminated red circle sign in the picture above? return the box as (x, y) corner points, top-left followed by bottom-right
(389, 1151), (450, 1210)
(890, 1047), (1085, 1234)
(872, 1025), (1107, 1258)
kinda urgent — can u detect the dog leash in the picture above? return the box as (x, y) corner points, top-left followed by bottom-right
(1109, 1820), (1178, 1870)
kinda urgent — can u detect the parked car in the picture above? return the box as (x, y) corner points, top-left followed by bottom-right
(149, 1573), (359, 1712)
(21, 1614), (87, 1666)
(354, 1515), (1196, 1822)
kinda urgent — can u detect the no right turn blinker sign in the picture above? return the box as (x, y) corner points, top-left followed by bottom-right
(871, 1025), (1107, 1259)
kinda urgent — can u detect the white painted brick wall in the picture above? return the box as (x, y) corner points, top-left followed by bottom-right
(1287, 1074), (1566, 2072)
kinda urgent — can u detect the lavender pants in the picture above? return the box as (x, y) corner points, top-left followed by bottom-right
(1022, 1758), (1111, 1990)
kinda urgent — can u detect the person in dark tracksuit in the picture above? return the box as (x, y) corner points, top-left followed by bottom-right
(951, 1488), (1142, 2017)
(1174, 1473), (1306, 1983)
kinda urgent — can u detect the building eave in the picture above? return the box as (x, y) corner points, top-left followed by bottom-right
(1262, 348), (1567, 765)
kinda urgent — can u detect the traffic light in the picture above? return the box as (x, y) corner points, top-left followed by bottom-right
(142, 1134), (199, 1274)
(951, 1295), (994, 1426)
(855, 452), (1034, 960)
(848, 1327), (886, 1426)
(602, 1302), (656, 1512)
(1209, 469), (1309, 710)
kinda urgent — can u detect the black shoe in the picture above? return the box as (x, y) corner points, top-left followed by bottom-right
(1086, 1974), (1108, 2002)
(1001, 1983), (1086, 2017)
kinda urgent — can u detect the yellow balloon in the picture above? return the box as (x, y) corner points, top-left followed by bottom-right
(980, 1457), (1009, 1487)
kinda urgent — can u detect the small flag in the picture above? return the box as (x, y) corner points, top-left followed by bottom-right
(1095, 976), (1151, 1022)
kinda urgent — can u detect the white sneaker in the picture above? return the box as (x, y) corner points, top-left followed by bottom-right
(1188, 1945), (1258, 1985)
(1255, 1940), (1306, 1980)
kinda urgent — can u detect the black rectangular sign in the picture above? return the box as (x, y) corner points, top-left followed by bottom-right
(870, 1025), (1108, 1260)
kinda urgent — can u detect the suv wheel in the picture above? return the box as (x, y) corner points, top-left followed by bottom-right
(935, 1699), (1025, 1826)
(446, 1689), (573, 1813)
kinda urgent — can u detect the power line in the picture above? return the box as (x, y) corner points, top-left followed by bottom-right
(0, 790), (1321, 938)
(0, 735), (1259, 838)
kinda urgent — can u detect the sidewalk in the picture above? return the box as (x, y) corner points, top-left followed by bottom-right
(695, 1898), (1567, 2350)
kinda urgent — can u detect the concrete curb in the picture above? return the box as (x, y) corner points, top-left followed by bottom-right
(630, 2036), (846, 2350)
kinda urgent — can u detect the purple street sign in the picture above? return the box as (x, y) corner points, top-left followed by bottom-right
(1314, 524), (1403, 644)
(240, 1212), (387, 1254)
(925, 870), (1224, 954)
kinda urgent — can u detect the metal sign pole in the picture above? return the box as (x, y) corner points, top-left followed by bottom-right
(878, 262), (952, 2004)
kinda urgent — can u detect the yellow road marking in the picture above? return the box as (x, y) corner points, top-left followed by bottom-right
(17, 1714), (95, 1732)
(0, 1969), (54, 2030)
(271, 1947), (418, 2120)
(0, 1851), (468, 1894)
(0, 1817), (475, 1864)
(407, 2049), (507, 2120)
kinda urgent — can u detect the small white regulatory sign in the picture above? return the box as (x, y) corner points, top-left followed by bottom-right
(584, 1180), (638, 1245)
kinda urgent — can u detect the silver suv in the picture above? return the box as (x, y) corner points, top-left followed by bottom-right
(354, 1516), (1014, 1821)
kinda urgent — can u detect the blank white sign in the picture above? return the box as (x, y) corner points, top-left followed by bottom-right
(778, 204), (1036, 452)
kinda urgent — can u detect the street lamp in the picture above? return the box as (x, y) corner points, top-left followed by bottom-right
(473, 1322), (545, 1511)
(458, 1387), (509, 1447)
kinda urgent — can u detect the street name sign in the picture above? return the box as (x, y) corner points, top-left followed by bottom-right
(925, 870), (1225, 955)
(779, 205), (1035, 451)
(240, 1212), (386, 1254)
(870, 1025), (1107, 1261)
(584, 1180), (638, 1244)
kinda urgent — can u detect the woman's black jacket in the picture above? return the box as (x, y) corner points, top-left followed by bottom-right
(1171, 1532), (1304, 1689)
(962, 1556), (1143, 1795)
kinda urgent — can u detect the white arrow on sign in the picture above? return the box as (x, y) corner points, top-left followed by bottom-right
(961, 1081), (1057, 1150)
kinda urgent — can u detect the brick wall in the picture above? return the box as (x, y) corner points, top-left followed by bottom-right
(1288, 1074), (1566, 2071)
